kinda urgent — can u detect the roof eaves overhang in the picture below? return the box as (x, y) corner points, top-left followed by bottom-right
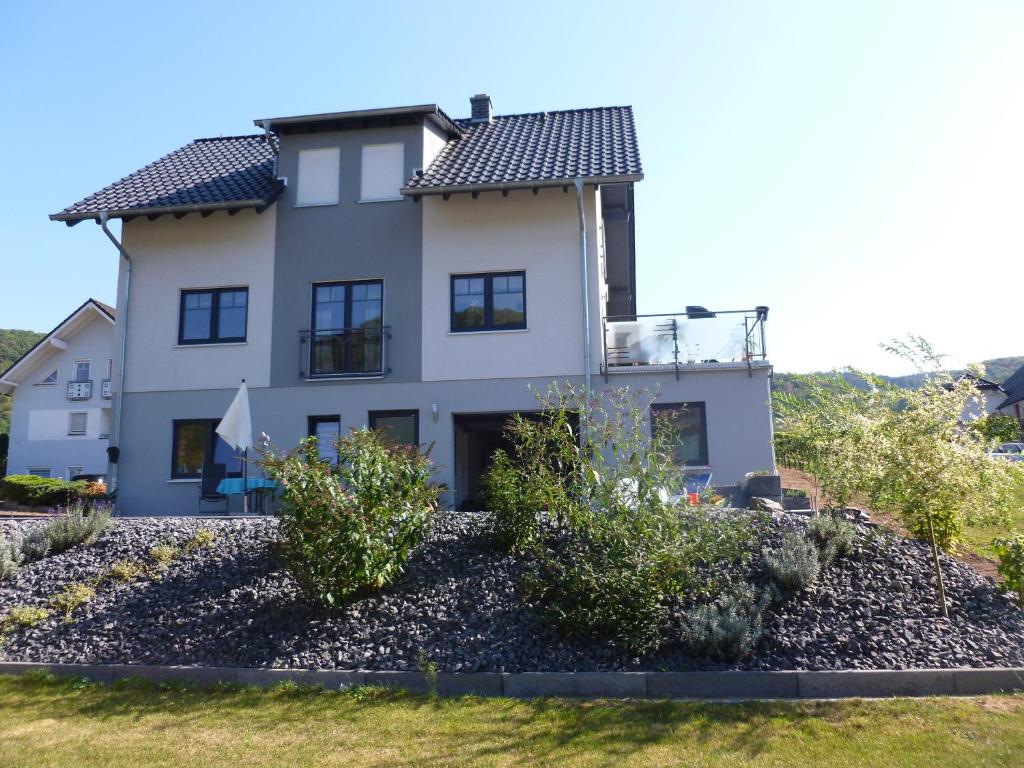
(256, 104), (463, 138)
(49, 193), (281, 227)
(401, 173), (644, 198)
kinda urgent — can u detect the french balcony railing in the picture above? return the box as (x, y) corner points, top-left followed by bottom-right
(602, 306), (768, 380)
(299, 326), (390, 379)
(66, 380), (93, 400)
(101, 379), (112, 399)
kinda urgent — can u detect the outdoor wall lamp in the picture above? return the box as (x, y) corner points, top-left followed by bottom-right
(432, 403), (439, 423)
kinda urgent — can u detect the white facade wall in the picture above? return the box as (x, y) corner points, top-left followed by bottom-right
(420, 187), (602, 381)
(118, 208), (277, 393)
(5, 310), (114, 479)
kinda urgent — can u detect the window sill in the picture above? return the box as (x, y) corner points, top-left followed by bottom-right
(167, 478), (200, 484)
(173, 342), (248, 349)
(357, 197), (404, 204)
(304, 374), (385, 383)
(294, 202), (339, 208)
(447, 328), (529, 336)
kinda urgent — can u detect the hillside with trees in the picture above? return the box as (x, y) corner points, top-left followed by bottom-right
(0, 328), (46, 433)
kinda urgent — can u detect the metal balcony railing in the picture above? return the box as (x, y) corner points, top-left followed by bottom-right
(66, 380), (93, 400)
(299, 326), (390, 379)
(602, 306), (768, 380)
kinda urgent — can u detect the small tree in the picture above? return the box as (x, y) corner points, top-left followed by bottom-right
(776, 337), (1024, 617)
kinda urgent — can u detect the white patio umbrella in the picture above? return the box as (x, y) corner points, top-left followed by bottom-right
(216, 379), (253, 514)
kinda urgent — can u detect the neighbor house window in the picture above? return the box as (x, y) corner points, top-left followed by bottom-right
(37, 367), (59, 385)
(67, 466), (84, 481)
(308, 415), (341, 464)
(296, 147), (341, 206)
(450, 272), (526, 332)
(360, 143), (404, 202)
(369, 410), (418, 447)
(27, 467), (51, 478)
(651, 402), (709, 467)
(68, 412), (88, 436)
(73, 360), (91, 381)
(178, 287), (248, 345)
(309, 280), (383, 376)
(171, 419), (242, 479)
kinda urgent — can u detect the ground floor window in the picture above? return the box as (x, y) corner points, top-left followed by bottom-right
(651, 401), (709, 467)
(369, 409), (418, 447)
(67, 466), (85, 481)
(171, 419), (242, 479)
(27, 467), (51, 478)
(308, 415), (341, 464)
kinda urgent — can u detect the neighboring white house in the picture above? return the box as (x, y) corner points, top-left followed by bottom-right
(0, 299), (116, 480)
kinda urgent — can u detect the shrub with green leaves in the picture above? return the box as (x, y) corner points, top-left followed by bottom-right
(993, 533), (1024, 609)
(807, 515), (856, 564)
(1, 475), (90, 507)
(49, 583), (95, 621)
(680, 588), (766, 661)
(501, 384), (763, 655)
(0, 531), (24, 581)
(38, 503), (112, 555)
(481, 449), (541, 552)
(763, 532), (820, 591)
(260, 429), (438, 607)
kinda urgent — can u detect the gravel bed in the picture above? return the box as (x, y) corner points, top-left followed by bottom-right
(1, 512), (1022, 672)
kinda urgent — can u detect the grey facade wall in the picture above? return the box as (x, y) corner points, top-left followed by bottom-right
(114, 366), (775, 516)
(269, 126), (426, 387)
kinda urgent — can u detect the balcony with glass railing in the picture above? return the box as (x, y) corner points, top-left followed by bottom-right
(602, 306), (768, 379)
(299, 326), (390, 379)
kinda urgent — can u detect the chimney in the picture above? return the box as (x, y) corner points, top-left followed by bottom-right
(470, 93), (492, 123)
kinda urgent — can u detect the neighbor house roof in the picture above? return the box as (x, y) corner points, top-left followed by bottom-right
(402, 106), (643, 196)
(50, 135), (281, 225)
(0, 299), (116, 395)
(999, 364), (1024, 410)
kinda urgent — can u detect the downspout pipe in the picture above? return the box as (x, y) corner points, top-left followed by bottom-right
(574, 178), (592, 400)
(99, 212), (131, 501)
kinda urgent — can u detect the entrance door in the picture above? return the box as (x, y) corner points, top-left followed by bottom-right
(453, 413), (522, 511)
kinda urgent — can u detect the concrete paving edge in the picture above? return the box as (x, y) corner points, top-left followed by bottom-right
(1, 662), (1022, 700)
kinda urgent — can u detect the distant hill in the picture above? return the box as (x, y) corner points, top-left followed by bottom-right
(0, 328), (46, 434)
(772, 356), (1024, 401)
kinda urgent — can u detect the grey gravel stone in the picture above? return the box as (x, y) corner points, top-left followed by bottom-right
(1, 512), (1022, 672)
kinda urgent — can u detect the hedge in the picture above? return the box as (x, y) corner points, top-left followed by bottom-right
(0, 475), (105, 507)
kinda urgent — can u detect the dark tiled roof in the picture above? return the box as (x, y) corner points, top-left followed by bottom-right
(51, 135), (280, 223)
(999, 364), (1024, 409)
(92, 299), (116, 320)
(403, 107), (642, 194)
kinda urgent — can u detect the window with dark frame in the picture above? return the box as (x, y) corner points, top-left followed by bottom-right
(450, 271), (526, 332)
(650, 402), (709, 467)
(310, 280), (384, 376)
(308, 415), (341, 464)
(178, 287), (249, 345)
(171, 419), (243, 479)
(368, 409), (419, 447)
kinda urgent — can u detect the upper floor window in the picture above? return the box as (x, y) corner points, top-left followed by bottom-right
(450, 271), (526, 332)
(296, 147), (340, 206)
(73, 360), (91, 382)
(179, 288), (248, 345)
(68, 412), (88, 436)
(360, 143), (404, 202)
(309, 280), (384, 377)
(37, 366), (59, 386)
(651, 402), (709, 467)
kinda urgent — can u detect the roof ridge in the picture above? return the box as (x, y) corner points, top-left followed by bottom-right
(457, 105), (634, 122)
(192, 134), (270, 143)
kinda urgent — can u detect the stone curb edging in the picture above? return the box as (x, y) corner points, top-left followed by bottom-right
(2, 662), (1023, 700)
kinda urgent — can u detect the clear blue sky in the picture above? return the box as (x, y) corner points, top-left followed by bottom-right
(2, 1), (1020, 375)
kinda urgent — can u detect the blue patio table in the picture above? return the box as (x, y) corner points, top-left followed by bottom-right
(215, 478), (278, 515)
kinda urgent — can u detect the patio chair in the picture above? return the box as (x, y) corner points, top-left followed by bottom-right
(198, 462), (229, 515)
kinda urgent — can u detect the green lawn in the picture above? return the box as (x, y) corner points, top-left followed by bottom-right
(1, 674), (1023, 767)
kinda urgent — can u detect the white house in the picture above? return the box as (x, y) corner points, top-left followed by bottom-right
(0, 299), (116, 480)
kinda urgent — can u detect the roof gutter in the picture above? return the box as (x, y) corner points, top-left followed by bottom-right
(99, 212), (131, 503)
(50, 198), (275, 226)
(401, 174), (643, 198)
